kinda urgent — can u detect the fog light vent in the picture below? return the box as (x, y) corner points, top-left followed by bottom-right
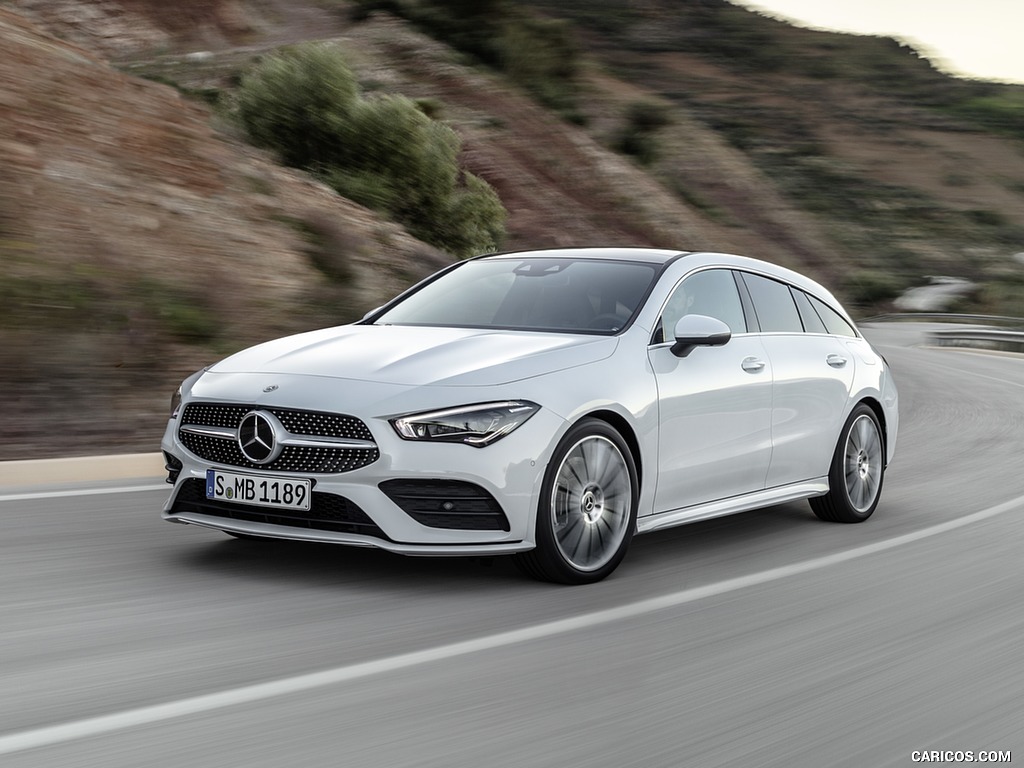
(163, 451), (183, 484)
(379, 479), (510, 531)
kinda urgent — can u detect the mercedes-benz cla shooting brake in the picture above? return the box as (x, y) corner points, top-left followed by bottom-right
(162, 248), (898, 584)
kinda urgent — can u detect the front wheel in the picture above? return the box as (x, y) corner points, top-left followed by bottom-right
(515, 419), (639, 584)
(810, 404), (885, 523)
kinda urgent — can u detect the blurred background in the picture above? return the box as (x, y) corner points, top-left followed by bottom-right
(2, 0), (1022, 459)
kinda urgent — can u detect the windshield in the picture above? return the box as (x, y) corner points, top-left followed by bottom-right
(372, 258), (659, 334)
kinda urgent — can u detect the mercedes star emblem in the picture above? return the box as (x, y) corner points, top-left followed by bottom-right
(237, 410), (284, 464)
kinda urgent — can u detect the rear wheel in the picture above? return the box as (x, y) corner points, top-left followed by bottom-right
(810, 404), (885, 523)
(515, 419), (638, 584)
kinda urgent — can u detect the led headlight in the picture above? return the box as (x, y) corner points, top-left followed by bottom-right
(391, 401), (540, 447)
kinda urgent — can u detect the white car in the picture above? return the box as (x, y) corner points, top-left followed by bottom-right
(162, 248), (898, 584)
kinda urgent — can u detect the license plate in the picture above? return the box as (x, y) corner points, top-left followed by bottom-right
(206, 469), (311, 511)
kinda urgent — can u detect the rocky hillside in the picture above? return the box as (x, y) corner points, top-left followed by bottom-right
(1, 0), (1022, 459)
(1, 2), (446, 457)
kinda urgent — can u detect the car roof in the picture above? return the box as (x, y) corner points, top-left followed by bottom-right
(479, 247), (689, 265)
(475, 247), (848, 317)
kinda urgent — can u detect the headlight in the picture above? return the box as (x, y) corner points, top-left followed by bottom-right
(170, 385), (183, 418)
(391, 401), (540, 447)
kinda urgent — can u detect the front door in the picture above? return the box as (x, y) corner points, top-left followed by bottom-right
(649, 269), (773, 513)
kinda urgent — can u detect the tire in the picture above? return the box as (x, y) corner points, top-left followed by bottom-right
(515, 418), (639, 584)
(810, 403), (885, 523)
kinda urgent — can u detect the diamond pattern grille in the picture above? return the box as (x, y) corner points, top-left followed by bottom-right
(179, 402), (379, 473)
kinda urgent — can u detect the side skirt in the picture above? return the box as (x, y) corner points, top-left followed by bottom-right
(636, 479), (829, 535)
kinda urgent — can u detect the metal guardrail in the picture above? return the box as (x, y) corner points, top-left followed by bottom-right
(928, 328), (1024, 353)
(858, 312), (1024, 327)
(857, 313), (1024, 354)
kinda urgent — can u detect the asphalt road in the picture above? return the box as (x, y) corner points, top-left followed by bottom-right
(1, 324), (1022, 767)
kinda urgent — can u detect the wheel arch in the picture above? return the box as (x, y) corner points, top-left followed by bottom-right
(857, 395), (888, 465)
(580, 408), (643, 489)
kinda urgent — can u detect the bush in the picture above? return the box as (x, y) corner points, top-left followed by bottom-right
(943, 91), (1024, 141)
(440, 172), (507, 256)
(236, 44), (506, 257)
(498, 12), (581, 114)
(844, 270), (905, 308)
(237, 44), (359, 170)
(352, 0), (583, 116)
(346, 95), (460, 221)
(615, 100), (671, 165)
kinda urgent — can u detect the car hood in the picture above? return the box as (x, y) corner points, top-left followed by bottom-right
(209, 325), (618, 386)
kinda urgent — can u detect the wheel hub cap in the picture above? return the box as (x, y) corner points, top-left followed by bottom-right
(580, 486), (604, 524)
(857, 452), (870, 479)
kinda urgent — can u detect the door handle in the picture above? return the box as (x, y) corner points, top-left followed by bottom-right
(827, 354), (848, 368)
(741, 357), (766, 373)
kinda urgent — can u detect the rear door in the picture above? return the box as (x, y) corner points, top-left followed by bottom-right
(739, 273), (856, 488)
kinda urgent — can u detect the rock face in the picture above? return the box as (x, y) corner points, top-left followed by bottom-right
(10, 0), (262, 57)
(7, 0), (1021, 458)
(0, 6), (450, 458)
(1, 1), (743, 458)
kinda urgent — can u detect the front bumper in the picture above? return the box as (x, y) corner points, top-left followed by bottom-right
(161, 403), (565, 555)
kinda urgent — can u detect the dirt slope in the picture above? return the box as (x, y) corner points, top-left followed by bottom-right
(0, 5), (447, 458)
(3, 0), (1022, 458)
(2, 0), (783, 459)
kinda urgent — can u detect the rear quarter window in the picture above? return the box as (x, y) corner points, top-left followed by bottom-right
(808, 295), (858, 337)
(793, 290), (828, 334)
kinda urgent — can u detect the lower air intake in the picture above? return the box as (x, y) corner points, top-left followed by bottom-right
(379, 479), (510, 531)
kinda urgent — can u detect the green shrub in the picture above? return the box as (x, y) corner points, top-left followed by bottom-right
(236, 44), (506, 257)
(352, 0), (582, 116)
(345, 95), (460, 221)
(237, 44), (359, 170)
(439, 172), (507, 256)
(615, 101), (671, 165)
(333, 94), (505, 256)
(943, 92), (1024, 141)
(844, 270), (905, 308)
(498, 12), (580, 113)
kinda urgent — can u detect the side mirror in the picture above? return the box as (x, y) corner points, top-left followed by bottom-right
(670, 314), (732, 358)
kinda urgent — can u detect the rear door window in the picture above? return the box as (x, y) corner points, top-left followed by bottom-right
(741, 273), (803, 333)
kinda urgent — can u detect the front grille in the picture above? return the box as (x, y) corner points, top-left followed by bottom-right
(182, 403), (373, 439)
(179, 402), (379, 474)
(171, 478), (390, 539)
(380, 479), (510, 531)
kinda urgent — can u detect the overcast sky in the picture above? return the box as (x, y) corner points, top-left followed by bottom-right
(731, 0), (1024, 84)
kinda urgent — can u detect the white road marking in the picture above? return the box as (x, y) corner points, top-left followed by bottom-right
(0, 485), (168, 503)
(1, 490), (1023, 756)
